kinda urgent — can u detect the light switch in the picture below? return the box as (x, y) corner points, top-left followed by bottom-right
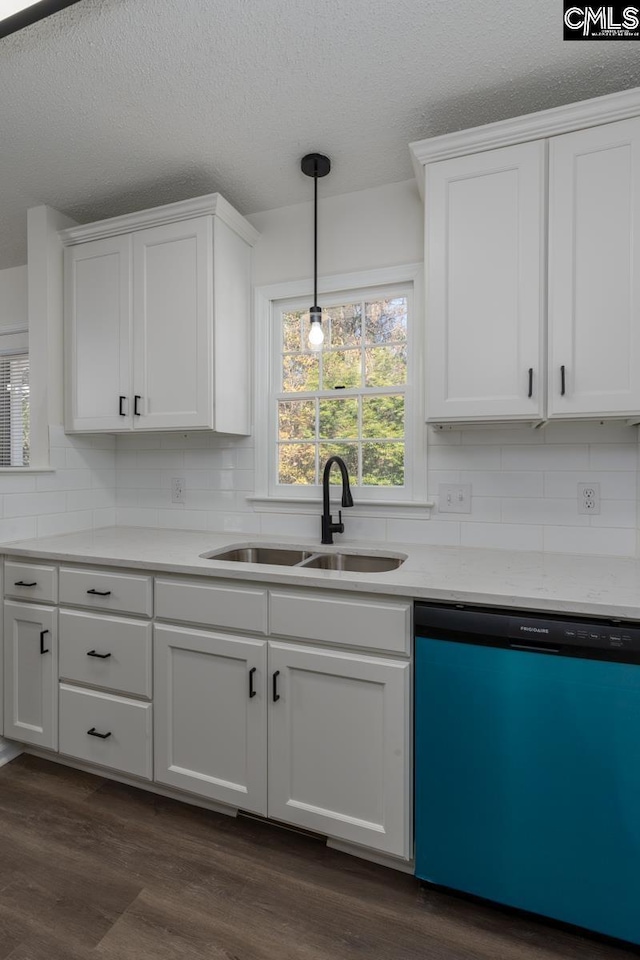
(438, 483), (471, 514)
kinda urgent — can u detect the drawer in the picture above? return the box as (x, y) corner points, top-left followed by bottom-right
(269, 589), (411, 655)
(59, 609), (152, 698)
(5, 561), (57, 603)
(59, 567), (153, 617)
(59, 683), (152, 780)
(155, 577), (268, 634)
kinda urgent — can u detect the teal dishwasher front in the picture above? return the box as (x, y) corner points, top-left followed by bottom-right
(414, 602), (640, 947)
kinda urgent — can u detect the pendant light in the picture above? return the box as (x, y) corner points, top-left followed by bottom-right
(301, 153), (331, 352)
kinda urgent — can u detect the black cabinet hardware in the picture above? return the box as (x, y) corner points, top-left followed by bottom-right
(249, 666), (257, 698)
(40, 630), (50, 655)
(119, 396), (126, 416)
(87, 728), (111, 740)
(87, 589), (111, 596)
(272, 670), (280, 702)
(561, 365), (566, 396)
(528, 368), (533, 399)
(87, 650), (111, 659)
(14, 580), (37, 587)
(134, 395), (141, 416)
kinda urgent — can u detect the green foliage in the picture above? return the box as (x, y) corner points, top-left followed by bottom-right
(278, 297), (407, 487)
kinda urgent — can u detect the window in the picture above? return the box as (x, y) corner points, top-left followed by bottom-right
(0, 348), (29, 467)
(263, 275), (423, 503)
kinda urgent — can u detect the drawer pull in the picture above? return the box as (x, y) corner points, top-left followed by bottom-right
(87, 727), (112, 740)
(134, 395), (142, 416)
(527, 367), (533, 399)
(87, 650), (112, 660)
(249, 666), (257, 699)
(40, 630), (50, 655)
(14, 580), (37, 587)
(119, 395), (127, 416)
(272, 670), (280, 703)
(87, 589), (112, 597)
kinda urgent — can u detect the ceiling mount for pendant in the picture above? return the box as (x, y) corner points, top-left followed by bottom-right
(301, 153), (331, 352)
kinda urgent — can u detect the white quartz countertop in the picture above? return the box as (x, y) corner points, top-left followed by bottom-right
(2, 525), (640, 621)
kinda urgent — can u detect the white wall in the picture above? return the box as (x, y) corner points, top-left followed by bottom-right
(113, 179), (640, 557)
(0, 266), (27, 329)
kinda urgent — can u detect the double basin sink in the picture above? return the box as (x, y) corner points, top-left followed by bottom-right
(202, 544), (406, 574)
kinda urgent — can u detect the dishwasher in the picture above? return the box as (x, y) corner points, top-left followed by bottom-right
(414, 601), (640, 946)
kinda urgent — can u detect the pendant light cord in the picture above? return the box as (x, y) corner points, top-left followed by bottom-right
(313, 164), (318, 308)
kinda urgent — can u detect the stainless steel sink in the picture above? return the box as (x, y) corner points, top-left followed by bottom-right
(203, 546), (314, 566)
(202, 543), (405, 573)
(299, 552), (404, 572)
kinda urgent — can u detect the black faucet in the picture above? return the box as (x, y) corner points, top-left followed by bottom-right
(321, 456), (354, 544)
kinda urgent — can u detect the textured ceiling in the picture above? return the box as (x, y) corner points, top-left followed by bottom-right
(0, 0), (639, 267)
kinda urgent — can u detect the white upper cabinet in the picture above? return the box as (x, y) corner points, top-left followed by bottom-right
(548, 117), (640, 418)
(411, 89), (640, 423)
(64, 235), (132, 431)
(62, 194), (259, 434)
(426, 142), (545, 422)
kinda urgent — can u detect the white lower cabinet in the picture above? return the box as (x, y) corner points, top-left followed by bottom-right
(152, 628), (411, 858)
(59, 684), (152, 780)
(3, 601), (58, 750)
(268, 642), (411, 858)
(153, 624), (268, 814)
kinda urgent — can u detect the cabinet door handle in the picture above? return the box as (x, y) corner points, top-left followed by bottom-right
(14, 580), (37, 587)
(87, 589), (111, 596)
(272, 670), (280, 703)
(87, 650), (111, 659)
(560, 365), (566, 396)
(119, 395), (127, 416)
(87, 728), (111, 740)
(528, 368), (533, 399)
(134, 395), (142, 416)
(40, 630), (50, 655)
(249, 666), (257, 698)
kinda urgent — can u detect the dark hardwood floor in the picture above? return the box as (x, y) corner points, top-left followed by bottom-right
(0, 755), (635, 960)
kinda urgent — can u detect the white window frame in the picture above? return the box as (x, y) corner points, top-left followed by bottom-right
(252, 264), (430, 514)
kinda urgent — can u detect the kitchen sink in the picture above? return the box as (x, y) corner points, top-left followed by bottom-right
(299, 552), (404, 573)
(202, 546), (314, 566)
(202, 543), (405, 572)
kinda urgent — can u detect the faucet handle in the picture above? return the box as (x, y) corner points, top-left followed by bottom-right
(336, 510), (344, 533)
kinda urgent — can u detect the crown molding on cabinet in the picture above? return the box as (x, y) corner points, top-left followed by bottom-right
(410, 85), (640, 194)
(59, 193), (260, 247)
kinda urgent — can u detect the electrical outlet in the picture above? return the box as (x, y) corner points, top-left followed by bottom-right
(577, 482), (600, 515)
(171, 477), (186, 504)
(438, 483), (472, 514)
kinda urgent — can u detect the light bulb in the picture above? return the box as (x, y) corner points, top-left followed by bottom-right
(308, 320), (324, 351)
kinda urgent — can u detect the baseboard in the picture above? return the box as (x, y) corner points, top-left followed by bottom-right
(0, 738), (22, 768)
(327, 837), (415, 874)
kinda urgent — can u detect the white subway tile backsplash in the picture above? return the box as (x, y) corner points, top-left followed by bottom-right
(590, 500), (637, 528)
(387, 518), (460, 547)
(501, 445), (589, 471)
(500, 497), (589, 526)
(116, 507), (160, 526)
(543, 471), (637, 500)
(429, 445), (502, 471)
(543, 525), (636, 557)
(4, 492), (67, 518)
(37, 510), (95, 538)
(461, 522), (544, 552)
(458, 471), (544, 498)
(589, 444), (638, 471)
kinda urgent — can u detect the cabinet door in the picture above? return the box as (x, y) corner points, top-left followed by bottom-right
(426, 142), (545, 421)
(268, 641), (411, 858)
(64, 235), (132, 431)
(4, 601), (57, 750)
(154, 624), (267, 813)
(132, 217), (213, 430)
(549, 117), (640, 417)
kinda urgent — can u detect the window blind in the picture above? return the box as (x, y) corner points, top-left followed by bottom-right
(0, 354), (30, 466)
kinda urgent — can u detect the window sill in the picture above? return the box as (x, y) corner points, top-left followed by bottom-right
(0, 468), (54, 474)
(246, 496), (434, 519)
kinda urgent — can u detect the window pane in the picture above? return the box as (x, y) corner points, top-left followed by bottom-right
(365, 345), (407, 387)
(327, 302), (362, 348)
(318, 442), (358, 484)
(278, 400), (315, 440)
(362, 395), (404, 439)
(365, 297), (407, 344)
(278, 443), (316, 484)
(282, 311), (303, 352)
(362, 442), (404, 486)
(322, 349), (362, 389)
(319, 398), (358, 440)
(0, 354), (29, 467)
(282, 354), (320, 392)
